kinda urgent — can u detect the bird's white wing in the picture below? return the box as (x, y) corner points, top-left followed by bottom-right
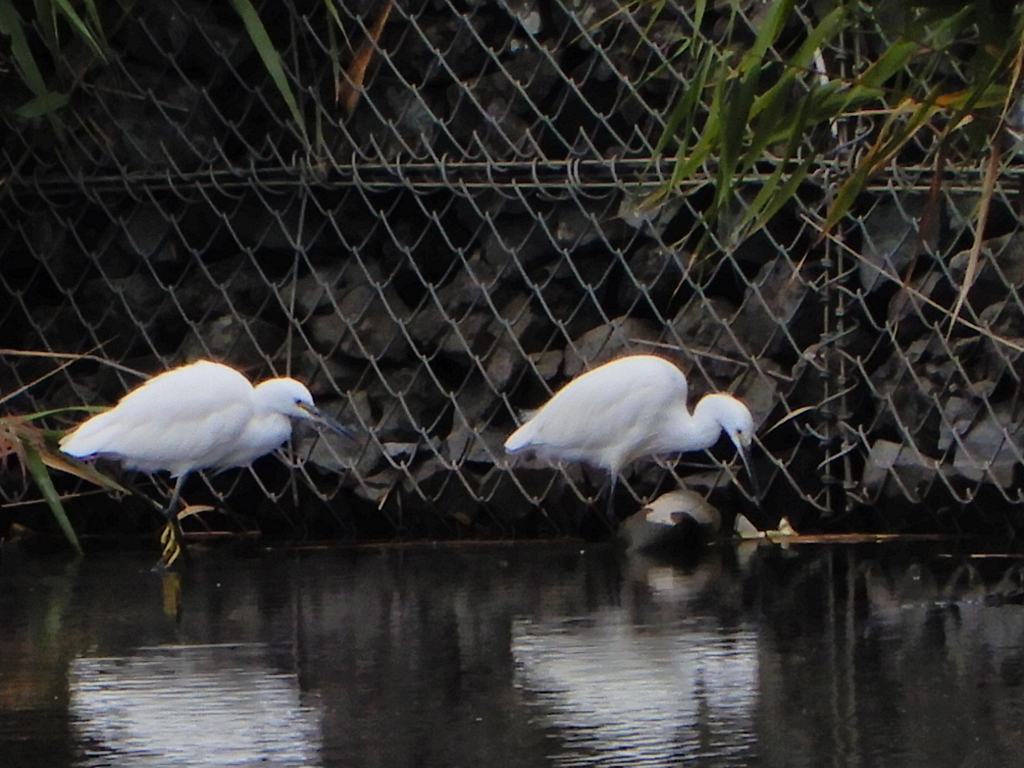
(506, 358), (686, 459)
(527, 379), (673, 449)
(60, 362), (255, 475)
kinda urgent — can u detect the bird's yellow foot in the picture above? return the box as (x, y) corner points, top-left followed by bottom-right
(157, 504), (214, 568)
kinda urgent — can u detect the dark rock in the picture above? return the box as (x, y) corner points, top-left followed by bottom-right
(500, 45), (561, 103)
(440, 311), (493, 357)
(857, 194), (939, 293)
(498, 0), (542, 35)
(227, 198), (307, 253)
(618, 489), (722, 552)
(951, 232), (1024, 287)
(671, 296), (743, 382)
(125, 0), (247, 71)
(450, 375), (499, 424)
(618, 242), (691, 310)
(887, 272), (946, 329)
(309, 283), (411, 362)
(483, 344), (518, 389)
(406, 301), (449, 352)
(74, 66), (215, 172)
(953, 403), (1023, 486)
(83, 273), (165, 320)
(938, 396), (980, 453)
(435, 255), (501, 314)
(386, 84), (443, 160)
(563, 316), (663, 376)
(119, 205), (183, 271)
(868, 336), (974, 453)
(171, 255), (274, 321)
(527, 349), (563, 381)
(291, 352), (365, 397)
(482, 215), (552, 270)
(731, 363), (780, 429)
(554, 203), (617, 250)
(293, 264), (350, 317)
(862, 439), (940, 503)
(618, 191), (687, 238)
(444, 424), (508, 464)
(730, 256), (817, 363)
(178, 314), (286, 368)
(949, 232), (1024, 314)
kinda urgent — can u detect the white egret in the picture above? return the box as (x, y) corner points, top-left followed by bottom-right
(60, 360), (352, 562)
(504, 355), (758, 519)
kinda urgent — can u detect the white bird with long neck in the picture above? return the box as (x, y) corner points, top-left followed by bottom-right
(503, 354), (757, 517)
(60, 360), (352, 563)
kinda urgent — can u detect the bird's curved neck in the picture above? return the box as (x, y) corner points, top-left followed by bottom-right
(658, 396), (725, 453)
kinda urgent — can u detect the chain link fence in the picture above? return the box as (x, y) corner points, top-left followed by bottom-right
(1, 0), (1022, 542)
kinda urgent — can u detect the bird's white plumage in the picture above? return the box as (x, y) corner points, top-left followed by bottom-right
(60, 359), (351, 565)
(504, 355), (754, 474)
(213, 378), (318, 468)
(59, 360), (328, 476)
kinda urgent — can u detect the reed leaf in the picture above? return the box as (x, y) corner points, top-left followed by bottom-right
(228, 0), (307, 136)
(15, 91), (69, 118)
(22, 439), (84, 556)
(823, 88), (943, 234)
(0, 0), (49, 97)
(51, 0), (106, 60)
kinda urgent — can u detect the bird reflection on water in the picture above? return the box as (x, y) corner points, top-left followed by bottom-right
(4, 542), (1024, 767)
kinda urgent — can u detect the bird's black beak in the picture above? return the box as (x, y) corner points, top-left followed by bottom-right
(297, 402), (356, 440)
(737, 443), (762, 504)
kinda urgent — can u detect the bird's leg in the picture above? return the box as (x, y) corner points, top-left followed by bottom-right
(604, 473), (619, 530)
(158, 473), (192, 568)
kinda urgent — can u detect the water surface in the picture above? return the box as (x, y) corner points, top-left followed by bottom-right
(2, 540), (1023, 767)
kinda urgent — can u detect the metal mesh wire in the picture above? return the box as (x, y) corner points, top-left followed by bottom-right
(1, 0), (1022, 541)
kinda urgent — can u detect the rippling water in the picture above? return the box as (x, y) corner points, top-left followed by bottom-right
(1, 539), (1023, 767)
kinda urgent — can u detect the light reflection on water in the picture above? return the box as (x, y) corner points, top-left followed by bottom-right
(2, 541), (1024, 767)
(70, 644), (320, 767)
(513, 617), (758, 766)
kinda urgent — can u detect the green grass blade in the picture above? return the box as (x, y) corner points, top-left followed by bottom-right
(22, 439), (84, 556)
(0, 0), (49, 96)
(738, 0), (794, 76)
(809, 82), (884, 122)
(80, 0), (104, 44)
(741, 72), (790, 174)
(15, 90), (69, 118)
(229, 0), (307, 136)
(654, 39), (715, 156)
(323, 0), (344, 105)
(322, 0), (343, 30)
(51, 0), (106, 60)
(32, 0), (59, 53)
(745, 153), (814, 239)
(823, 92), (940, 233)
(786, 4), (848, 73)
(692, 0), (706, 29)
(678, 66), (726, 184)
(735, 87), (816, 239)
(715, 0), (794, 217)
(747, 3), (848, 126)
(856, 38), (918, 89)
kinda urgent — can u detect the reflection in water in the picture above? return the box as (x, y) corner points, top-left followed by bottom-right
(70, 644), (320, 767)
(2, 542), (1024, 767)
(514, 616), (757, 766)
